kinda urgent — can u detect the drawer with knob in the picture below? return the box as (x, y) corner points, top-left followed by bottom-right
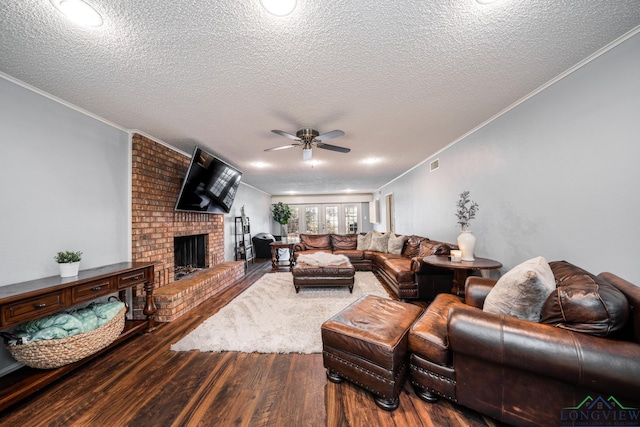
(71, 278), (115, 304)
(116, 268), (149, 289)
(1, 291), (67, 328)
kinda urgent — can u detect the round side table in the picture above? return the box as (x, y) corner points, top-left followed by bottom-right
(422, 255), (502, 299)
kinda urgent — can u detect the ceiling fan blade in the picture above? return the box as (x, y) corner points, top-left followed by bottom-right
(271, 130), (300, 140)
(264, 143), (300, 152)
(316, 142), (351, 153)
(315, 130), (345, 141)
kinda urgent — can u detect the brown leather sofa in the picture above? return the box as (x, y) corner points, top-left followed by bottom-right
(293, 233), (454, 300)
(294, 233), (369, 269)
(408, 260), (640, 427)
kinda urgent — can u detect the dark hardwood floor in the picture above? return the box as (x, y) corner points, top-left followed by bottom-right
(0, 260), (505, 427)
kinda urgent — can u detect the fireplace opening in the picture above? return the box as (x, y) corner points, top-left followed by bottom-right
(174, 234), (207, 280)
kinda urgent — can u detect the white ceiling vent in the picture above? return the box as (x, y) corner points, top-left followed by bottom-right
(430, 158), (440, 172)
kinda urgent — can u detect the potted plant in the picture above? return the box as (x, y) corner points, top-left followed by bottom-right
(455, 191), (479, 261)
(272, 202), (291, 242)
(54, 250), (82, 277)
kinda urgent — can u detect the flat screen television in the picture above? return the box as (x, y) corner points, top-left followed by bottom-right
(174, 147), (242, 214)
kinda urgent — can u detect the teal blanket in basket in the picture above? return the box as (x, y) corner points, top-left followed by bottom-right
(14, 301), (124, 343)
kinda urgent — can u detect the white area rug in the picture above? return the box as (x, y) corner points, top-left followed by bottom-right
(170, 271), (389, 354)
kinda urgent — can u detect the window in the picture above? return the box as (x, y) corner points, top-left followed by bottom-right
(304, 207), (319, 234)
(344, 205), (358, 234)
(324, 206), (339, 234)
(288, 204), (361, 234)
(287, 206), (300, 237)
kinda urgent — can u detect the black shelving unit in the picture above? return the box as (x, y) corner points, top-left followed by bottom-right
(235, 216), (254, 268)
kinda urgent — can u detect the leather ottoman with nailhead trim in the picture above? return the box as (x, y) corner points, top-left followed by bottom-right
(321, 294), (424, 410)
(292, 259), (355, 293)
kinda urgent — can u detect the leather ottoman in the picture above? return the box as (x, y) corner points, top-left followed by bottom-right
(321, 295), (424, 410)
(292, 260), (355, 293)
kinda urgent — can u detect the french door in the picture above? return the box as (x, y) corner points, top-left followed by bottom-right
(294, 204), (360, 235)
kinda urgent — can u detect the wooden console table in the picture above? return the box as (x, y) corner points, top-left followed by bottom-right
(0, 262), (156, 411)
(422, 255), (502, 299)
(270, 241), (295, 271)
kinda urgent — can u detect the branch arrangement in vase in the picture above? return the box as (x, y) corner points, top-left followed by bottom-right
(455, 191), (479, 231)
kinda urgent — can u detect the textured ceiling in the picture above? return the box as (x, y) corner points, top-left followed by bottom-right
(1, 0), (639, 195)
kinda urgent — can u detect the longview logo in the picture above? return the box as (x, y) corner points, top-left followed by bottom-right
(560, 395), (639, 427)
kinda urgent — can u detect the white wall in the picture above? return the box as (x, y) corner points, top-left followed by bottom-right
(0, 77), (131, 287)
(224, 183), (272, 261)
(0, 76), (131, 374)
(375, 33), (640, 284)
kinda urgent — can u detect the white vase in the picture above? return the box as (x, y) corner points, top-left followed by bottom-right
(280, 224), (288, 243)
(457, 230), (476, 262)
(59, 261), (80, 278)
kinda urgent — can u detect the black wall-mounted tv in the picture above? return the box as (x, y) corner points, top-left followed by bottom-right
(174, 147), (242, 214)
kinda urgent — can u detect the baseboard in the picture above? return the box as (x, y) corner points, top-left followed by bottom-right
(0, 361), (23, 377)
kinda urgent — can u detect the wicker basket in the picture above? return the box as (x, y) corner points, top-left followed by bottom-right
(4, 306), (126, 369)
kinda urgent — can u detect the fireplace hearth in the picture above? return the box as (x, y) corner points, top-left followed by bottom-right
(174, 265), (203, 280)
(174, 234), (207, 280)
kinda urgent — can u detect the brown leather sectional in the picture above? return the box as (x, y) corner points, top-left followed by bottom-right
(409, 261), (640, 426)
(293, 233), (455, 300)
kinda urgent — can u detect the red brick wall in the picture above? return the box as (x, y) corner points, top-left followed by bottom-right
(131, 133), (224, 288)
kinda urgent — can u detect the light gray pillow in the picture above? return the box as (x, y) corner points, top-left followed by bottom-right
(387, 233), (408, 255)
(363, 230), (381, 249)
(357, 231), (373, 250)
(483, 256), (555, 322)
(369, 232), (390, 253)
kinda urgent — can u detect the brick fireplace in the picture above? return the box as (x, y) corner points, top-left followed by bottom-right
(130, 133), (243, 321)
(174, 234), (207, 279)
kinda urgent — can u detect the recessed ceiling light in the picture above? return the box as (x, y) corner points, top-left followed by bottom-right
(361, 157), (381, 165)
(252, 161), (270, 168)
(260, 0), (297, 17)
(50, 0), (103, 27)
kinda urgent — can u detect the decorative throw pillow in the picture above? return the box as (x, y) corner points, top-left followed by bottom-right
(483, 256), (556, 322)
(540, 263), (629, 337)
(363, 230), (382, 250)
(387, 233), (408, 255)
(369, 232), (390, 253)
(357, 231), (373, 250)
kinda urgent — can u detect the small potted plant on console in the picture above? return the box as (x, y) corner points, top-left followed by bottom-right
(54, 250), (82, 277)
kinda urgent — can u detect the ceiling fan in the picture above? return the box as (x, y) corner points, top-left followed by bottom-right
(264, 128), (350, 160)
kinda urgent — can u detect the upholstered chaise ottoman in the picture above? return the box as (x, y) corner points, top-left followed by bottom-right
(321, 295), (424, 410)
(292, 259), (355, 293)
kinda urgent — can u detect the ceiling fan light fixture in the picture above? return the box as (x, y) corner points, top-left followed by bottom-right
(266, 128), (348, 160)
(50, 0), (103, 27)
(260, 0), (297, 17)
